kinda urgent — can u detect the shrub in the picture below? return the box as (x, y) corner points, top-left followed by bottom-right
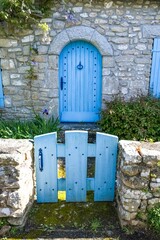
(148, 204), (160, 232)
(0, 115), (60, 139)
(99, 96), (160, 141)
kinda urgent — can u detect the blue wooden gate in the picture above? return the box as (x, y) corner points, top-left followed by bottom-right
(150, 38), (160, 98)
(34, 131), (118, 203)
(59, 41), (102, 122)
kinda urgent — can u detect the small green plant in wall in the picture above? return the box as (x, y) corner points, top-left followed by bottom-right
(148, 203), (160, 232)
(26, 61), (38, 80)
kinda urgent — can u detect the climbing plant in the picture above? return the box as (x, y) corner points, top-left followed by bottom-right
(0, 0), (54, 30)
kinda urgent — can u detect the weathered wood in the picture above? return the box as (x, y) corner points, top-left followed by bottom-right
(34, 133), (58, 203)
(35, 131), (118, 203)
(94, 133), (118, 201)
(65, 131), (88, 202)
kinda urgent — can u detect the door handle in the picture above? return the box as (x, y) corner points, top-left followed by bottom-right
(61, 77), (66, 90)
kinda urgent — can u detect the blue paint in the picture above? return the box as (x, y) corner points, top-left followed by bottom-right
(35, 131), (118, 203)
(59, 41), (102, 122)
(94, 133), (118, 201)
(65, 131), (88, 202)
(34, 133), (58, 203)
(0, 68), (4, 108)
(150, 38), (160, 98)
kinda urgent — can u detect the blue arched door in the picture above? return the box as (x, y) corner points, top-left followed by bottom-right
(59, 41), (102, 122)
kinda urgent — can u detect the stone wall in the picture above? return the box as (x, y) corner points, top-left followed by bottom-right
(117, 140), (160, 228)
(0, 0), (160, 120)
(0, 139), (34, 226)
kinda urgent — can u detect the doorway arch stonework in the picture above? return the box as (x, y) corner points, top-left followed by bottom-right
(47, 26), (113, 120)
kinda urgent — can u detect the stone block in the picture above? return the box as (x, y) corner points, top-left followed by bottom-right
(53, 20), (65, 29)
(103, 57), (115, 67)
(48, 55), (58, 69)
(21, 35), (34, 43)
(0, 49), (7, 58)
(102, 76), (119, 94)
(121, 165), (140, 177)
(118, 204), (137, 221)
(8, 48), (22, 52)
(0, 39), (18, 48)
(10, 74), (20, 79)
(1, 59), (15, 70)
(49, 30), (70, 54)
(38, 45), (49, 54)
(121, 197), (141, 212)
(119, 141), (142, 165)
(67, 26), (94, 42)
(4, 97), (12, 107)
(111, 37), (129, 44)
(72, 7), (83, 13)
(110, 26), (128, 33)
(2, 71), (10, 86)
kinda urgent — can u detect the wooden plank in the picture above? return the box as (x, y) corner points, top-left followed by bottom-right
(150, 38), (160, 98)
(94, 132), (118, 201)
(0, 68), (4, 108)
(88, 143), (96, 157)
(65, 131), (88, 202)
(58, 178), (94, 191)
(58, 178), (66, 191)
(57, 143), (95, 157)
(34, 133), (58, 203)
(87, 178), (95, 191)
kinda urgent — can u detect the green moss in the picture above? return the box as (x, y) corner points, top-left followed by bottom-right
(28, 201), (116, 230)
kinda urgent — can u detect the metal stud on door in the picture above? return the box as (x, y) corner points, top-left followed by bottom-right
(59, 41), (102, 122)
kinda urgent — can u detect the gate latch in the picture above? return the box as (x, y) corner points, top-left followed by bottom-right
(39, 148), (43, 172)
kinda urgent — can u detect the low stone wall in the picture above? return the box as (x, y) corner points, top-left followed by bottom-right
(1, 138), (160, 230)
(117, 140), (160, 228)
(0, 139), (34, 226)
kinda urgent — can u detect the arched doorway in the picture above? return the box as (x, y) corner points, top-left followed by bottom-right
(59, 40), (102, 122)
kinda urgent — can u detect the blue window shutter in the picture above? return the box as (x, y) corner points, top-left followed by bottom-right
(150, 38), (160, 98)
(0, 68), (4, 108)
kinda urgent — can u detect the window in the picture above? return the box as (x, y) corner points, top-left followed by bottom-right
(150, 38), (160, 98)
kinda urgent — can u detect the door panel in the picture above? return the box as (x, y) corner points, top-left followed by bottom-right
(59, 41), (102, 122)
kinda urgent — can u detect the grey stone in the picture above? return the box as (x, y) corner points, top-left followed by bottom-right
(66, 26), (94, 42)
(111, 37), (129, 44)
(21, 35), (34, 43)
(2, 71), (10, 86)
(102, 76), (119, 94)
(121, 174), (149, 190)
(1, 59), (15, 70)
(49, 30), (70, 54)
(121, 165), (140, 177)
(72, 7), (83, 13)
(0, 225), (11, 237)
(0, 39), (18, 48)
(118, 204), (137, 221)
(143, 25), (160, 37)
(121, 197), (141, 212)
(91, 30), (113, 56)
(119, 141), (142, 165)
(80, 13), (88, 18)
(38, 45), (49, 54)
(53, 20), (65, 29)
(110, 26), (128, 33)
